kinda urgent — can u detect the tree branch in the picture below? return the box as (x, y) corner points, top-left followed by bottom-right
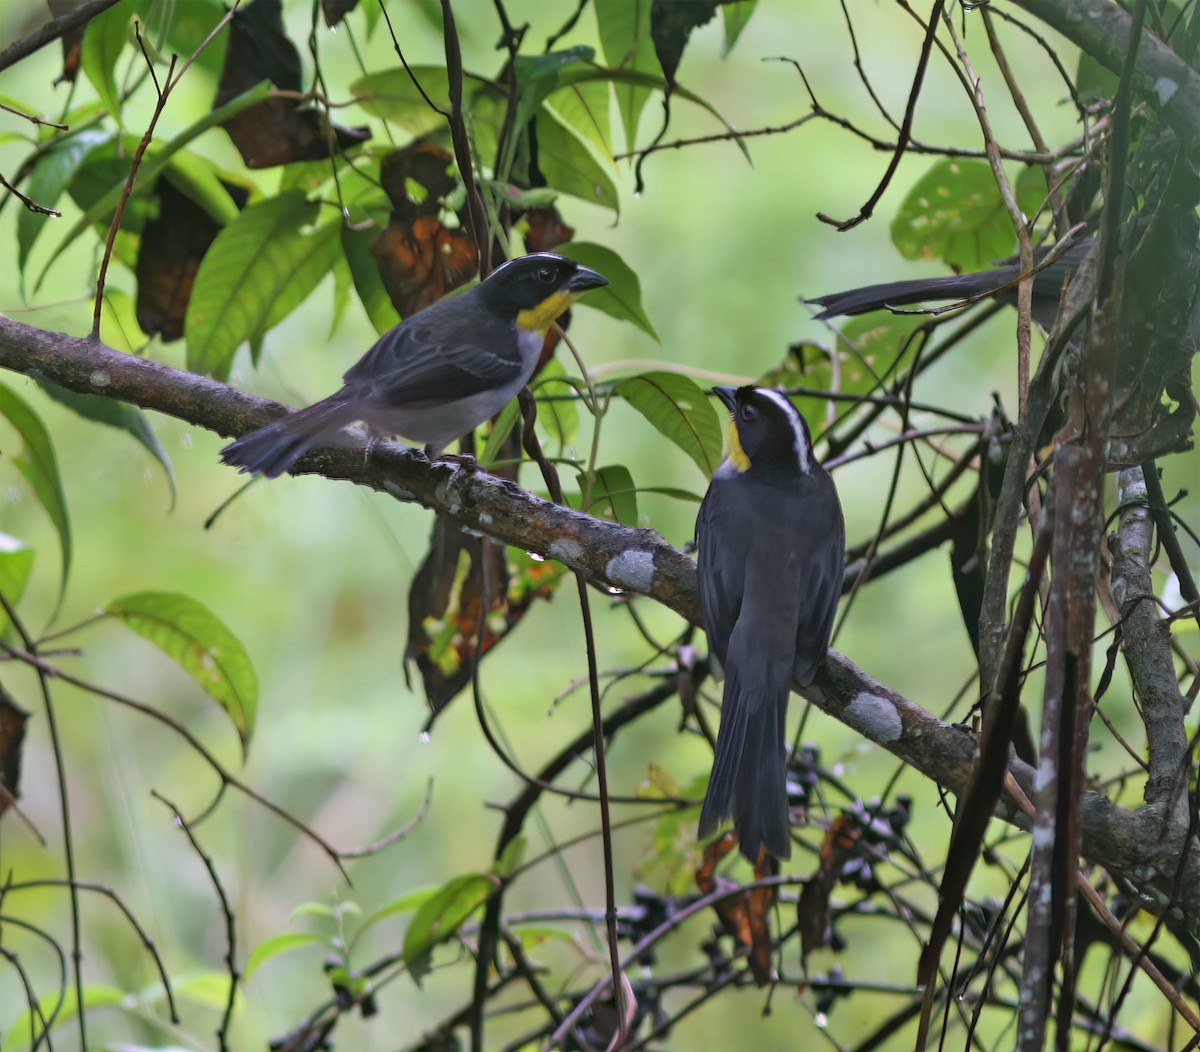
(0, 316), (1196, 928)
(1111, 465), (1190, 812)
(0, 0), (123, 75)
(1021, 0), (1200, 146)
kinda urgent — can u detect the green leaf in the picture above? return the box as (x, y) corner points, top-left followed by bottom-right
(351, 67), (506, 163)
(531, 359), (579, 449)
(891, 158), (1019, 273)
(2, 984), (125, 1052)
(1076, 51), (1120, 105)
(37, 80), (272, 290)
(96, 287), (150, 354)
(513, 46), (596, 132)
(508, 925), (580, 950)
(358, 884), (442, 939)
(259, 215), (343, 335)
(479, 398), (522, 468)
(0, 533), (35, 633)
(185, 190), (326, 379)
(18, 128), (115, 279)
(105, 592), (258, 752)
(403, 874), (497, 974)
(533, 109), (619, 213)
(581, 464), (638, 527)
(80, 1), (143, 121)
(546, 76), (613, 158)
(559, 242), (657, 339)
(174, 971), (240, 1011)
(492, 836), (526, 878)
(342, 224), (402, 336)
(626, 485), (703, 504)
(1015, 164), (1055, 229)
(161, 151), (245, 226)
(244, 933), (326, 982)
(721, 1), (757, 56)
(0, 382), (71, 604)
(557, 63), (750, 165)
(594, 0), (657, 152)
(36, 379), (175, 507)
(291, 901), (340, 922)
(614, 371), (723, 477)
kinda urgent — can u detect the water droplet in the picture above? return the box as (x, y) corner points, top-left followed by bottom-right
(529, 552), (544, 562)
(419, 731), (430, 744)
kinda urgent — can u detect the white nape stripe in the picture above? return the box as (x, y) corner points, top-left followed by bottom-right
(757, 389), (811, 473)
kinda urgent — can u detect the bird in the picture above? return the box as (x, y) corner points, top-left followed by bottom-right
(696, 385), (845, 864)
(220, 252), (609, 477)
(806, 239), (1091, 325)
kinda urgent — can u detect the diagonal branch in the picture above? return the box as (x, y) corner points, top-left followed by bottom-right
(0, 316), (1196, 929)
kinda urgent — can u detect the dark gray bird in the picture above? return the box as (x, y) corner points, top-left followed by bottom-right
(806, 239), (1091, 325)
(696, 386), (845, 863)
(221, 252), (608, 477)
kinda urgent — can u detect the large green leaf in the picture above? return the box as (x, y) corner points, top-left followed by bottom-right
(559, 241), (657, 339)
(0, 382), (70, 603)
(342, 224), (402, 337)
(0, 534), (34, 633)
(594, 0), (657, 152)
(403, 873), (497, 981)
(80, 1), (147, 121)
(185, 191), (334, 379)
(350, 66), (506, 164)
(105, 592), (258, 752)
(512, 46), (596, 133)
(580, 464), (638, 527)
(534, 109), (619, 213)
(554, 65), (750, 164)
(37, 80), (272, 289)
(546, 75), (613, 158)
(891, 158), (1024, 273)
(36, 379), (175, 506)
(17, 128), (115, 279)
(259, 215), (343, 336)
(614, 371), (723, 477)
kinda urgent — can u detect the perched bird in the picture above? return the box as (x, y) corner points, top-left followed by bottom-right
(806, 239), (1091, 325)
(696, 386), (845, 863)
(221, 252), (608, 477)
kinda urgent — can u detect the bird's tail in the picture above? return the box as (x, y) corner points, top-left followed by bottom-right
(220, 392), (360, 478)
(698, 676), (790, 863)
(806, 270), (1019, 319)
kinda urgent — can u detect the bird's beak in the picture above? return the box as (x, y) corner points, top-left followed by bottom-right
(565, 265), (608, 292)
(713, 386), (738, 413)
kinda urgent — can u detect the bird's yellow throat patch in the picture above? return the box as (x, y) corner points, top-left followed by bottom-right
(727, 419), (751, 472)
(517, 290), (580, 335)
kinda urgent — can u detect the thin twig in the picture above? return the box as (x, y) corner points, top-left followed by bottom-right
(152, 793), (239, 1051)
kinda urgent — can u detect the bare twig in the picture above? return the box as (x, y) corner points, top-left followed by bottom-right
(152, 793), (238, 1051)
(817, 0), (946, 230)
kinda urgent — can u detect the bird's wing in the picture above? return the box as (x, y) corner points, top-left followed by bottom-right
(696, 482), (746, 672)
(343, 303), (523, 406)
(792, 473), (846, 686)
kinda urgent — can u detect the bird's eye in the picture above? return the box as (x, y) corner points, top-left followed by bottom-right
(740, 404), (758, 422)
(536, 266), (556, 285)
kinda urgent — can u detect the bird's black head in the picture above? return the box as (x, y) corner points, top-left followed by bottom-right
(477, 252), (608, 333)
(714, 385), (815, 474)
